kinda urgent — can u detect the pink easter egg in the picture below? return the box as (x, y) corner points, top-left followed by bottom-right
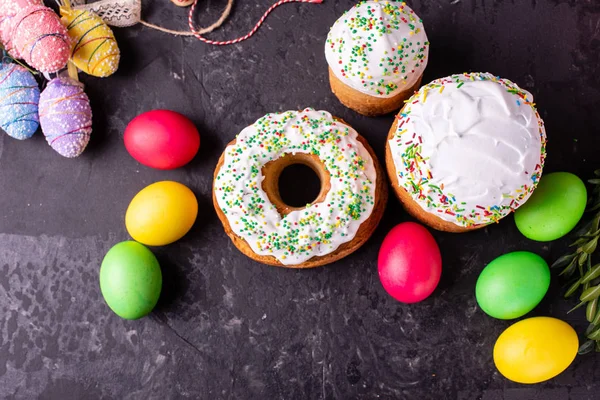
(378, 222), (442, 303)
(12, 5), (70, 73)
(0, 0), (41, 58)
(0, 16), (18, 58)
(0, 0), (41, 18)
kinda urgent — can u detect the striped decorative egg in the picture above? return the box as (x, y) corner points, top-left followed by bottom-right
(59, 5), (120, 77)
(0, 63), (40, 140)
(39, 77), (92, 158)
(12, 5), (71, 73)
(0, 16), (18, 58)
(0, 0), (42, 58)
(0, 0), (41, 18)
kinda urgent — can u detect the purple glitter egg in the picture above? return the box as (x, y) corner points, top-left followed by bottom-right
(39, 77), (92, 158)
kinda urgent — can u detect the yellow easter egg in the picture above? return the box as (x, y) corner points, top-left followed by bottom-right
(493, 317), (578, 384)
(126, 181), (198, 246)
(60, 6), (120, 77)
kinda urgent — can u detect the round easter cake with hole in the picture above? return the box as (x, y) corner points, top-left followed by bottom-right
(213, 108), (387, 268)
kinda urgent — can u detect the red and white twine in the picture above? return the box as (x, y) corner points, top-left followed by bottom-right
(187, 0), (324, 46)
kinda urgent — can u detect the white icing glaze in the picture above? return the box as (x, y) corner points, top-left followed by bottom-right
(215, 109), (377, 265)
(388, 72), (547, 227)
(325, 1), (429, 98)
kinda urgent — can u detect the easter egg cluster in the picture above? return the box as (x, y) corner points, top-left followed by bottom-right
(100, 110), (201, 320)
(0, 0), (121, 156)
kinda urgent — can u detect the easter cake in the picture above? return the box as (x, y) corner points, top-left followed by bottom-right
(386, 72), (547, 232)
(213, 108), (387, 268)
(324, 1), (429, 116)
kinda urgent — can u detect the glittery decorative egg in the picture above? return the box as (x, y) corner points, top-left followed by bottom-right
(0, 0), (42, 58)
(60, 5), (120, 77)
(12, 5), (71, 73)
(39, 77), (92, 158)
(0, 0), (41, 17)
(0, 63), (40, 140)
(0, 16), (18, 58)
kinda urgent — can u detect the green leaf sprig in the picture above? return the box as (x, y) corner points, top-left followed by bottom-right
(554, 169), (600, 354)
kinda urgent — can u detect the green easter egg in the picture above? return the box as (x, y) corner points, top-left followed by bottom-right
(100, 241), (162, 320)
(515, 172), (586, 242)
(476, 251), (550, 320)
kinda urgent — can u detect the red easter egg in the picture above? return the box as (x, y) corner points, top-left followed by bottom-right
(12, 5), (70, 73)
(378, 222), (442, 303)
(124, 110), (200, 170)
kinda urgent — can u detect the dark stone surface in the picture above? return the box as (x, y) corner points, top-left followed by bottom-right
(1, 0), (600, 399)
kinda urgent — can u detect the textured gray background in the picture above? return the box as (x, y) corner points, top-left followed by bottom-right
(1, 0), (600, 399)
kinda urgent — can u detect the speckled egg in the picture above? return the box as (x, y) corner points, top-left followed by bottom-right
(126, 181), (198, 246)
(12, 5), (71, 73)
(0, 0), (41, 17)
(0, 0), (42, 58)
(494, 317), (578, 384)
(60, 6), (120, 77)
(0, 16), (18, 58)
(100, 241), (162, 320)
(39, 77), (92, 158)
(0, 63), (40, 140)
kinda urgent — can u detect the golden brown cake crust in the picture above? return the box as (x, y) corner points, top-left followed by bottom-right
(213, 117), (388, 268)
(328, 67), (423, 117)
(385, 117), (486, 233)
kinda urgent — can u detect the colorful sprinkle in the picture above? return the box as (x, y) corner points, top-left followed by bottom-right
(388, 72), (547, 228)
(215, 109), (377, 265)
(325, 1), (429, 98)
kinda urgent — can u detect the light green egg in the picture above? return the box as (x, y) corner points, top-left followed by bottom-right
(99, 241), (162, 320)
(515, 172), (587, 242)
(476, 251), (550, 319)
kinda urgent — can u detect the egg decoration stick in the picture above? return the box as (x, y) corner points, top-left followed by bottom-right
(0, 60), (40, 140)
(39, 76), (92, 158)
(58, 0), (121, 78)
(11, 4), (71, 73)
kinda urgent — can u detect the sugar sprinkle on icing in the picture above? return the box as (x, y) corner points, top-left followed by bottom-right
(215, 109), (377, 265)
(325, 1), (429, 98)
(388, 72), (547, 227)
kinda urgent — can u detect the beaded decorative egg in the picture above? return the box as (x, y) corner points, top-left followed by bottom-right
(0, 63), (40, 140)
(12, 5), (71, 73)
(0, 16), (18, 58)
(0, 0), (42, 58)
(39, 77), (92, 158)
(0, 0), (41, 17)
(59, 4), (120, 77)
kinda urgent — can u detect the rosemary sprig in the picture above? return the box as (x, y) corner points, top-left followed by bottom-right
(555, 169), (600, 354)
